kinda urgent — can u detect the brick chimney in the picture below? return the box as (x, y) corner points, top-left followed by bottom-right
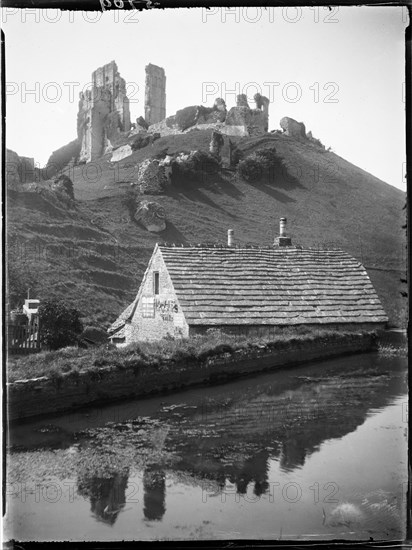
(227, 229), (234, 247)
(274, 217), (292, 247)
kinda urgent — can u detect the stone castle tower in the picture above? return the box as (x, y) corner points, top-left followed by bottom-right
(77, 61), (131, 163)
(144, 64), (166, 126)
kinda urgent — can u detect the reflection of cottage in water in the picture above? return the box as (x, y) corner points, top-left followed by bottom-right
(76, 467), (167, 525)
(143, 466), (166, 521)
(109, 220), (387, 345)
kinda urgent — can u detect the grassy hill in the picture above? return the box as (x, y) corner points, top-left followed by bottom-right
(7, 130), (407, 329)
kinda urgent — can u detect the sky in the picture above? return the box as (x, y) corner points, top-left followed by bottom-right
(1, 6), (408, 190)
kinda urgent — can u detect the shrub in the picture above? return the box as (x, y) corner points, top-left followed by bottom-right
(54, 174), (75, 200)
(131, 135), (151, 151)
(122, 187), (138, 220)
(237, 156), (262, 182)
(170, 150), (220, 185)
(237, 147), (283, 183)
(38, 299), (83, 351)
(7, 255), (39, 309)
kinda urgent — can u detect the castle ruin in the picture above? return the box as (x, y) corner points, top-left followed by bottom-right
(144, 64), (166, 126)
(77, 61), (131, 163)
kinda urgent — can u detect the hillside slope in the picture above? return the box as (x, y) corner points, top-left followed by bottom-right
(7, 130), (407, 328)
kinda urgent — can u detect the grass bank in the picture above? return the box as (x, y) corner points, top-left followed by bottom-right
(7, 329), (378, 421)
(8, 327), (375, 384)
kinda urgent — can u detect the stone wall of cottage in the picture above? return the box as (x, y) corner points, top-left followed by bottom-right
(128, 250), (189, 342)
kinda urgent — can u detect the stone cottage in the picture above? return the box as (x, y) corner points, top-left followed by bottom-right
(108, 222), (387, 346)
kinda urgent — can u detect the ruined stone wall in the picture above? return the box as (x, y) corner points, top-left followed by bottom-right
(78, 61), (131, 163)
(145, 64), (166, 126)
(6, 149), (36, 188)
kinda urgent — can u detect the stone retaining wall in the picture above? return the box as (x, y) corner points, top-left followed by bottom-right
(7, 333), (375, 421)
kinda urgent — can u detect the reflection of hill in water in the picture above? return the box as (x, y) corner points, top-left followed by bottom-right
(72, 357), (405, 525)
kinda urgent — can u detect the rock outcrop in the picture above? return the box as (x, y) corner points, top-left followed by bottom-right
(136, 159), (169, 194)
(280, 117), (307, 140)
(44, 139), (81, 179)
(134, 200), (166, 232)
(145, 64), (166, 126)
(6, 149), (36, 189)
(111, 144), (133, 162)
(151, 98), (228, 135)
(136, 116), (149, 130)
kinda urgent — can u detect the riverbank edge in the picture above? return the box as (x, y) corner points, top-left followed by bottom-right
(8, 332), (377, 421)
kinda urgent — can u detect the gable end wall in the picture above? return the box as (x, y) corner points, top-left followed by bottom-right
(126, 249), (189, 342)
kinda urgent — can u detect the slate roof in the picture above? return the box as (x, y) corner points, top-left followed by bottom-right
(109, 245), (387, 333)
(159, 246), (387, 326)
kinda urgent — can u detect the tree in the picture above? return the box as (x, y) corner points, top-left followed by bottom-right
(38, 299), (83, 350)
(7, 231), (39, 309)
(7, 261), (39, 309)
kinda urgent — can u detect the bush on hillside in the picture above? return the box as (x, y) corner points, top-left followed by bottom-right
(237, 147), (283, 183)
(39, 299), (83, 350)
(53, 174), (75, 200)
(170, 150), (220, 185)
(237, 157), (262, 182)
(131, 135), (151, 151)
(122, 187), (138, 220)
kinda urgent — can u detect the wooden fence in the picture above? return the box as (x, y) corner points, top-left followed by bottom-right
(8, 323), (41, 355)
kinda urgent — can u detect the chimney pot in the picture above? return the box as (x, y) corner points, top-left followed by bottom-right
(279, 217), (287, 237)
(227, 229), (234, 247)
(274, 217), (292, 247)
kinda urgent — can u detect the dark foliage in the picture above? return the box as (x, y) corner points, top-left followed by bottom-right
(39, 299), (83, 350)
(237, 147), (283, 183)
(170, 151), (220, 185)
(7, 261), (39, 310)
(54, 174), (75, 200)
(131, 135), (151, 151)
(121, 187), (138, 220)
(7, 231), (40, 308)
(237, 157), (262, 182)
(131, 133), (161, 152)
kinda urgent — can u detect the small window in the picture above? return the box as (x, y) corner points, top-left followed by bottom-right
(153, 272), (160, 295)
(142, 297), (155, 318)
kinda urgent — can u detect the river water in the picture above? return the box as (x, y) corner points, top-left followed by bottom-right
(5, 352), (408, 541)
